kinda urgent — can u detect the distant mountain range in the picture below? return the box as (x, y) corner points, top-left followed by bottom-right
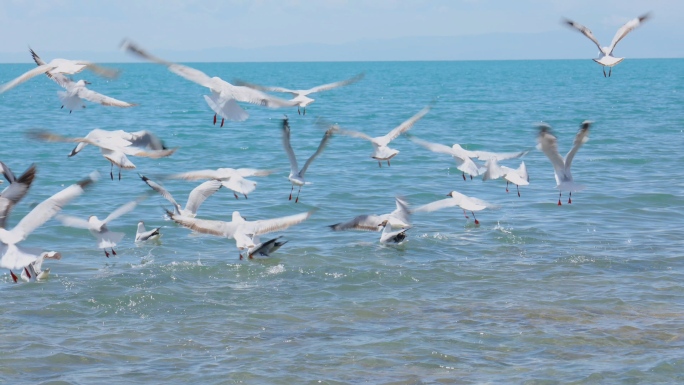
(0, 29), (678, 63)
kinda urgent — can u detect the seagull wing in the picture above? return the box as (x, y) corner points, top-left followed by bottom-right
(140, 175), (181, 213)
(0, 64), (54, 93)
(168, 211), (239, 238)
(30, 48), (70, 88)
(0, 164), (37, 229)
(232, 79), (298, 95)
(412, 197), (463, 213)
(102, 199), (141, 225)
(125, 130), (166, 150)
(248, 210), (314, 236)
(537, 125), (567, 184)
(467, 148), (529, 161)
(306, 73), (365, 94)
(184, 180), (222, 215)
(563, 121), (591, 176)
(6, 174), (95, 243)
(563, 19), (603, 51)
(332, 126), (375, 142)
(300, 128), (334, 177)
(168, 64), (214, 89)
(226, 84), (298, 108)
(607, 13), (651, 55)
(379, 106), (431, 145)
(55, 214), (91, 229)
(235, 168), (273, 177)
(203, 92), (249, 122)
(329, 215), (384, 232)
(482, 158), (505, 181)
(390, 196), (411, 226)
(120, 39), (173, 65)
(170, 169), (223, 181)
(75, 87), (136, 107)
(79, 62), (120, 79)
(281, 118), (300, 175)
(407, 135), (457, 157)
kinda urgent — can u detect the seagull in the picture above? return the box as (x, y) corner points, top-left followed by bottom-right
(412, 191), (492, 225)
(31, 49), (136, 112)
(20, 251), (61, 282)
(135, 221), (161, 242)
(378, 220), (409, 244)
(169, 167), (273, 199)
(166, 209), (314, 259)
(246, 236), (289, 259)
(482, 159), (530, 197)
(121, 39), (297, 125)
(282, 116), (334, 203)
(57, 197), (143, 257)
(140, 174), (222, 218)
(0, 172), (97, 282)
(326, 106), (431, 167)
(329, 196), (411, 232)
(564, 13), (651, 77)
(0, 162), (37, 229)
(537, 121), (592, 205)
(0, 48), (119, 94)
(234, 73), (364, 115)
(29, 128), (176, 180)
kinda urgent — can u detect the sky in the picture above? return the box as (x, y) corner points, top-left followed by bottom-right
(0, 0), (680, 62)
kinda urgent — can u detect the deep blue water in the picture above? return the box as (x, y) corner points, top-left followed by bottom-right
(1, 59), (684, 384)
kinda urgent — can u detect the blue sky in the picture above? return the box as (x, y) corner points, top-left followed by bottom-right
(0, 0), (680, 62)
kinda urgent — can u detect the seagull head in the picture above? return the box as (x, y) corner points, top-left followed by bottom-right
(580, 120), (593, 131)
(41, 251), (62, 260)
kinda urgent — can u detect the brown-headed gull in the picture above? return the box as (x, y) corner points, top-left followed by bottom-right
(329, 196), (411, 232)
(537, 121), (591, 205)
(482, 159), (529, 197)
(0, 162), (37, 229)
(0, 49), (119, 94)
(166, 209), (314, 259)
(135, 221), (161, 242)
(20, 251), (61, 282)
(564, 13), (650, 77)
(31, 49), (135, 112)
(121, 39), (297, 125)
(412, 191), (492, 225)
(234, 73), (364, 115)
(325, 106), (430, 167)
(57, 197), (143, 257)
(282, 116), (334, 203)
(0, 172), (97, 282)
(30, 128), (176, 180)
(169, 167), (273, 199)
(140, 174), (222, 218)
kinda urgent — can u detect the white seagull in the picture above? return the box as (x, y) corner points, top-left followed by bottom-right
(537, 121), (592, 205)
(121, 39), (297, 125)
(482, 159), (530, 197)
(282, 116), (334, 203)
(20, 251), (61, 282)
(412, 191), (492, 225)
(140, 174), (222, 218)
(564, 13), (651, 77)
(329, 196), (411, 232)
(166, 209), (314, 259)
(135, 221), (161, 243)
(235, 73), (364, 115)
(247, 236), (289, 259)
(328, 106), (431, 167)
(30, 128), (176, 180)
(169, 167), (273, 199)
(0, 172), (97, 282)
(57, 198), (143, 257)
(0, 162), (37, 229)
(31, 49), (136, 112)
(0, 49), (119, 94)
(378, 220), (409, 244)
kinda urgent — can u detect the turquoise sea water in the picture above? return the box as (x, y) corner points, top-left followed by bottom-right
(1, 59), (684, 383)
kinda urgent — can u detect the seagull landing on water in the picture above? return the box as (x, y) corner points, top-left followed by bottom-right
(378, 220), (409, 244)
(30, 49), (136, 112)
(234, 73), (364, 115)
(282, 116), (334, 203)
(412, 191), (492, 225)
(321, 105), (431, 167)
(537, 121), (592, 205)
(135, 221), (161, 243)
(482, 159), (530, 197)
(563, 13), (651, 77)
(329, 196), (411, 233)
(20, 251), (61, 282)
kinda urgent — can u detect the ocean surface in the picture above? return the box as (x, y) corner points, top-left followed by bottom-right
(1, 59), (684, 384)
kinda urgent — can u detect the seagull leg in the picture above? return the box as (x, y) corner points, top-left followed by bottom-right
(105, 249), (110, 258)
(112, 248), (117, 255)
(472, 212), (479, 225)
(221, 118), (225, 128)
(213, 114), (217, 125)
(470, 175), (473, 180)
(239, 253), (243, 260)
(303, 108), (306, 115)
(462, 172), (466, 181)
(289, 185), (293, 200)
(463, 209), (469, 219)
(297, 107), (301, 115)
(603, 67), (607, 77)
(506, 181), (509, 193)
(558, 191), (562, 206)
(517, 185), (521, 197)
(568, 192), (572, 204)
(387, 160), (390, 167)
(118, 168), (122, 180)
(61, 105), (64, 109)
(24, 267), (31, 279)
(234, 192), (239, 199)
(609, 67), (612, 77)
(10, 270), (18, 283)
(378, 161), (382, 168)
(244, 194), (248, 199)
(295, 187), (302, 203)
(110, 164), (114, 180)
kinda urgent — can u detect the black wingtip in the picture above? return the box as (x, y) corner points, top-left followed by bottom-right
(138, 173), (149, 182)
(17, 164), (37, 186)
(580, 120), (592, 130)
(639, 13), (652, 22)
(77, 171), (99, 189)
